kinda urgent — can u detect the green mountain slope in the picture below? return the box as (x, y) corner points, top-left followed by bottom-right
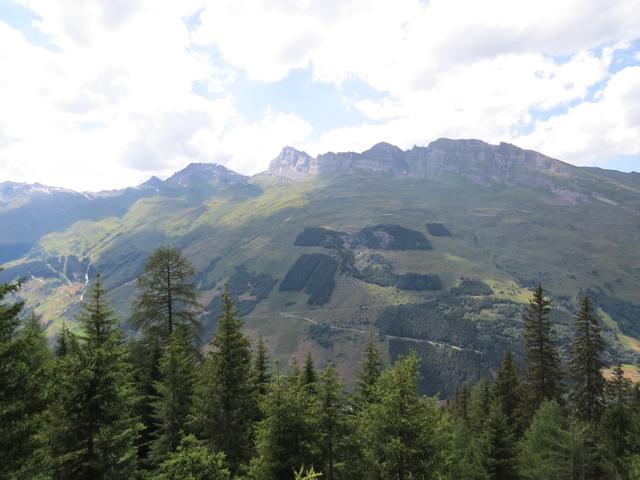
(2, 139), (639, 395)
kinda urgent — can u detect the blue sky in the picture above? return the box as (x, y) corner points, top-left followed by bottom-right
(0, 0), (639, 190)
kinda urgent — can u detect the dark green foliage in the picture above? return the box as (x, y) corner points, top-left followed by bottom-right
(249, 372), (318, 480)
(302, 352), (318, 390)
(389, 339), (489, 397)
(493, 351), (522, 431)
(350, 253), (397, 287)
(570, 295), (606, 423)
(314, 365), (350, 480)
(356, 353), (441, 479)
(355, 329), (382, 407)
(252, 335), (271, 398)
(426, 223), (453, 237)
(149, 328), (197, 464)
(130, 246), (202, 341)
(395, 272), (443, 291)
(0, 285), (51, 480)
(152, 435), (230, 480)
(378, 299), (478, 348)
(129, 335), (163, 466)
(357, 224), (432, 250)
(522, 284), (562, 408)
(606, 363), (632, 405)
(294, 227), (345, 249)
(449, 384), (472, 425)
(598, 402), (640, 479)
(451, 279), (494, 296)
(49, 278), (140, 480)
(483, 401), (519, 480)
(279, 253), (338, 305)
(192, 290), (255, 475)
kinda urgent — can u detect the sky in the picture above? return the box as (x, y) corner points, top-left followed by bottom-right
(0, 0), (639, 191)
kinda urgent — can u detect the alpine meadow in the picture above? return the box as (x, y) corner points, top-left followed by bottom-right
(2, 1), (640, 479)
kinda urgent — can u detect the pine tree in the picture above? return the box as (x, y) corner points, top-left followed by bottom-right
(130, 246), (202, 342)
(49, 277), (140, 480)
(149, 328), (197, 464)
(0, 278), (51, 480)
(522, 284), (562, 408)
(357, 353), (440, 480)
(314, 365), (348, 480)
(355, 329), (381, 407)
(249, 368), (318, 480)
(570, 295), (606, 423)
(493, 350), (522, 432)
(252, 334), (271, 398)
(192, 290), (255, 476)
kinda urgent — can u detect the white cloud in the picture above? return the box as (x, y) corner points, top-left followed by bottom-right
(514, 66), (640, 166)
(194, 0), (640, 168)
(1, 0), (639, 191)
(0, 1), (313, 190)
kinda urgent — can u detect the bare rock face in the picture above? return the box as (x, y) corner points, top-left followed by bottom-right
(267, 147), (317, 179)
(266, 138), (577, 187)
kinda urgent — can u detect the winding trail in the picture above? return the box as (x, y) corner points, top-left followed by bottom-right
(279, 312), (484, 355)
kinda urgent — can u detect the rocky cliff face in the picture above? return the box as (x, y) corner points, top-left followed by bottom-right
(267, 138), (577, 185)
(267, 147), (318, 179)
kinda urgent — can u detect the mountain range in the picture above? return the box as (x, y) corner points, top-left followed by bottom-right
(2, 138), (639, 395)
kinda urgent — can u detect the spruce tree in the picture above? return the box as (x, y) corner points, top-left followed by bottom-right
(129, 335), (163, 465)
(149, 328), (197, 464)
(252, 334), (271, 398)
(302, 352), (318, 390)
(357, 353), (440, 479)
(606, 363), (632, 405)
(0, 291), (51, 480)
(449, 384), (472, 426)
(570, 295), (606, 423)
(55, 322), (77, 358)
(493, 350), (522, 432)
(355, 329), (381, 407)
(50, 277), (140, 480)
(130, 246), (202, 342)
(249, 369), (318, 480)
(192, 290), (255, 476)
(522, 284), (562, 408)
(314, 365), (348, 480)
(483, 401), (518, 480)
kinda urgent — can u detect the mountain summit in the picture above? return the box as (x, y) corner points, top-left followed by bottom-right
(267, 138), (576, 186)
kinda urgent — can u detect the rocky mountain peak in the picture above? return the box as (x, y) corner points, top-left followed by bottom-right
(267, 147), (316, 179)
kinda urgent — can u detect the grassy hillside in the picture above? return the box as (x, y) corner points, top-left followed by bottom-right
(3, 145), (640, 394)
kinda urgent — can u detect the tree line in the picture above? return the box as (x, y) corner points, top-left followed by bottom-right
(1, 247), (639, 480)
